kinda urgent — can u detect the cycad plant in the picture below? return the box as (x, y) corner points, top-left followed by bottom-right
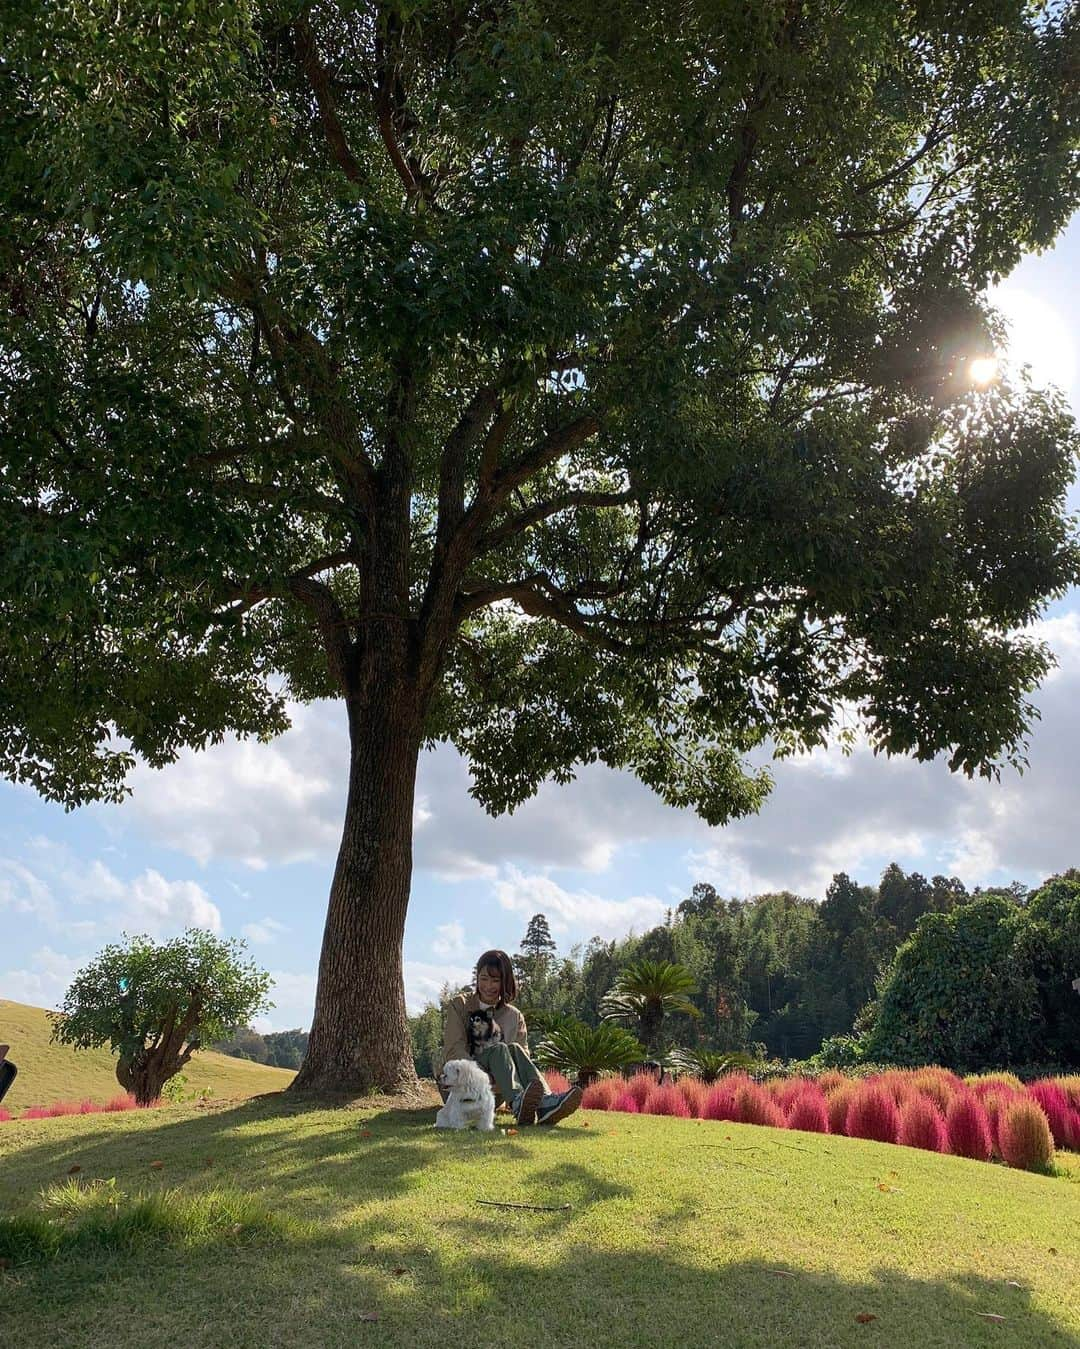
(535, 1021), (645, 1089)
(601, 960), (701, 1054)
(667, 1048), (759, 1083)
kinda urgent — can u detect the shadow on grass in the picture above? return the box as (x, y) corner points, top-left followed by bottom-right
(2, 1234), (1075, 1349)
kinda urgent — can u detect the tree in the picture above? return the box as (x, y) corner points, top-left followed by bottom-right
(213, 1024), (271, 1063)
(50, 930), (272, 1105)
(4, 4), (1079, 1095)
(601, 958), (701, 1054)
(534, 1019), (645, 1089)
(514, 912), (558, 987)
(1016, 876), (1080, 1066)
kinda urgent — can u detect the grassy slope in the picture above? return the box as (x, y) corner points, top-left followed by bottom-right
(0, 999), (294, 1111)
(1, 1095), (1077, 1349)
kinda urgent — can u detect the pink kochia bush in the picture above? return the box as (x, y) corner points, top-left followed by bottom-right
(675, 1077), (709, 1118)
(1027, 1081), (1073, 1149)
(827, 1084), (858, 1137)
(897, 1095), (948, 1153)
(702, 1083), (738, 1122)
(611, 1090), (641, 1113)
(998, 1097), (1055, 1172)
(581, 1078), (621, 1110)
(733, 1083), (785, 1129)
(644, 1084), (692, 1118)
(0, 1108), (12, 1122)
(846, 1084), (900, 1144)
(945, 1094), (994, 1161)
(786, 1085), (830, 1134)
(544, 1071), (572, 1095)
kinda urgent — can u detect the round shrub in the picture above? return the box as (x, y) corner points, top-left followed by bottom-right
(611, 1090), (640, 1113)
(966, 1072), (1024, 1093)
(581, 1078), (621, 1110)
(816, 1070), (849, 1095)
(897, 1095), (948, 1152)
(544, 1071), (572, 1094)
(702, 1084), (739, 1122)
(1053, 1076), (1080, 1109)
(978, 1087), (1021, 1154)
(787, 1087), (830, 1134)
(622, 1073), (656, 1110)
(827, 1083), (857, 1135)
(945, 1094), (993, 1161)
(910, 1070), (958, 1114)
(675, 1077), (709, 1117)
(1027, 1081), (1073, 1149)
(643, 1084), (691, 1118)
(78, 1099), (103, 1115)
(998, 1097), (1055, 1171)
(846, 1084), (900, 1144)
(733, 1083), (785, 1129)
(0, 1108), (12, 1122)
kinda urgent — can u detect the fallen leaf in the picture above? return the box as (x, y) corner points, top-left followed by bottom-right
(1006, 1281), (1023, 1289)
(855, 1313), (877, 1324)
(360, 1129), (372, 1138)
(231, 1223), (243, 1237)
(1049, 1248), (1057, 1255)
(506, 1127), (519, 1135)
(359, 1311), (379, 1322)
(976, 1313), (1007, 1323)
(368, 1244), (376, 1252)
(582, 1121), (590, 1127)
(203, 1157), (214, 1165)
(67, 1164), (82, 1174)
(391, 1267), (407, 1276)
(0, 1257), (11, 1270)
(149, 1160), (164, 1170)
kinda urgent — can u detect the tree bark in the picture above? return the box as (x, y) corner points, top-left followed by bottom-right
(290, 679), (424, 1097)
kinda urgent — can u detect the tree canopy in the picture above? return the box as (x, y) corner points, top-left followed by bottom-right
(4, 1), (1080, 1092)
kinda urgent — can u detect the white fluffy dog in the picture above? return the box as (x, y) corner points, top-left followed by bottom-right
(435, 1058), (496, 1131)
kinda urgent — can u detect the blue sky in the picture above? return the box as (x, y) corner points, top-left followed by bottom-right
(2, 216), (1078, 1033)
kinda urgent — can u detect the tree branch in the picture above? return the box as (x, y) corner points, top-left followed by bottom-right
(477, 489), (636, 553)
(292, 14), (367, 184)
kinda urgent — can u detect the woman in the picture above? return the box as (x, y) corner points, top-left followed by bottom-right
(441, 950), (582, 1126)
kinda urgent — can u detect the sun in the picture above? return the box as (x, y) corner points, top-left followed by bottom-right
(968, 356), (999, 387)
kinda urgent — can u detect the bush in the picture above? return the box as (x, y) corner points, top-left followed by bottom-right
(1027, 1081), (1073, 1149)
(998, 1098), (1055, 1171)
(897, 1096), (948, 1152)
(581, 1077), (621, 1110)
(733, 1083), (786, 1129)
(621, 1073), (657, 1111)
(945, 1094), (993, 1161)
(812, 1034), (868, 1069)
(674, 1077), (709, 1117)
(643, 1084), (691, 1118)
(786, 1086), (830, 1134)
(846, 1084), (899, 1143)
(611, 1090), (640, 1113)
(702, 1083), (739, 1122)
(827, 1083), (857, 1135)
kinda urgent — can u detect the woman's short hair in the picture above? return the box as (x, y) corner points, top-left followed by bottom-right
(475, 949), (517, 1005)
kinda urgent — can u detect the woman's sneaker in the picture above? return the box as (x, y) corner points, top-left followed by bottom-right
(537, 1087), (583, 1126)
(513, 1079), (544, 1125)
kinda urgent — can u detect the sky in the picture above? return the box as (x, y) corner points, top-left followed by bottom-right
(2, 217), (1078, 1035)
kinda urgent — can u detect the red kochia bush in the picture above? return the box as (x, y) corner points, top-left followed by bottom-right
(581, 1078), (621, 1110)
(611, 1090), (641, 1113)
(846, 1084), (900, 1144)
(21, 1106), (51, 1119)
(47, 1101), (81, 1116)
(702, 1084), (739, 1122)
(1027, 1081), (1073, 1149)
(105, 1094), (139, 1112)
(644, 1084), (692, 1118)
(675, 1077), (709, 1117)
(827, 1084), (857, 1136)
(945, 1094), (993, 1161)
(733, 1083), (786, 1129)
(78, 1099), (103, 1115)
(622, 1073), (657, 1111)
(0, 1108), (11, 1122)
(544, 1071), (572, 1095)
(998, 1097), (1055, 1172)
(786, 1087), (830, 1134)
(897, 1095), (948, 1152)
(816, 1071), (848, 1096)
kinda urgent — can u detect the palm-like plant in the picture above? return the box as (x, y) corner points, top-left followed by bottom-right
(601, 960), (701, 1054)
(534, 1021), (645, 1089)
(667, 1048), (759, 1083)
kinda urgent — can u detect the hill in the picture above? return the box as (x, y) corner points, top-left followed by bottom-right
(0, 1095), (1077, 1348)
(0, 999), (294, 1112)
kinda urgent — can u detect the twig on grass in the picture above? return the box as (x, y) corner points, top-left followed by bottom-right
(476, 1199), (572, 1212)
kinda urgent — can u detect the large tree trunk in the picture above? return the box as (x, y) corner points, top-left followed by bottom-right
(290, 681), (424, 1097)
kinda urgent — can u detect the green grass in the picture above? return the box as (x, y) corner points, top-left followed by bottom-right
(0, 999), (295, 1112)
(1, 1094), (1077, 1348)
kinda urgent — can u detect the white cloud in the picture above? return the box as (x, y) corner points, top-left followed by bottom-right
(0, 946), (80, 1010)
(431, 921), (466, 959)
(0, 859), (56, 922)
(492, 865), (667, 939)
(242, 918), (288, 945)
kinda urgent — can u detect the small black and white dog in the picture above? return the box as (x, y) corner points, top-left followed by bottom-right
(467, 1008), (503, 1059)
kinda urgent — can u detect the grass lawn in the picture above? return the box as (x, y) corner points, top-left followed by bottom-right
(0, 999), (295, 1111)
(1, 1092), (1078, 1349)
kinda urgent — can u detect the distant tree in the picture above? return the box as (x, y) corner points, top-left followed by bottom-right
(50, 930), (272, 1105)
(213, 1024), (270, 1063)
(514, 913), (558, 990)
(263, 1028), (309, 1070)
(1017, 877), (1080, 1067)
